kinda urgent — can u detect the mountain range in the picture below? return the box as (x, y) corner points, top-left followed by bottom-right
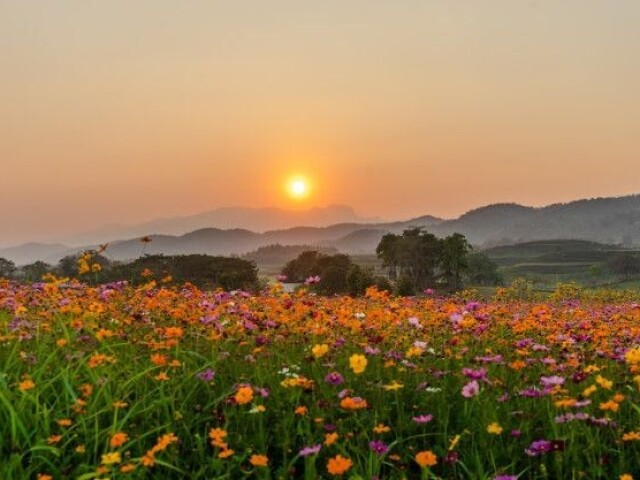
(2, 195), (639, 265)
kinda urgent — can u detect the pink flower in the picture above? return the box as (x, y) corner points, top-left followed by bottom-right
(462, 380), (480, 398)
(412, 414), (434, 424)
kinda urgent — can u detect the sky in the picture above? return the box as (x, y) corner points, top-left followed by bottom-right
(1, 0), (639, 246)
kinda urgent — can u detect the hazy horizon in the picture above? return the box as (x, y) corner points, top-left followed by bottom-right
(2, 1), (639, 245)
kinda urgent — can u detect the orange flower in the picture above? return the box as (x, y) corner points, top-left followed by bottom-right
(218, 448), (234, 458)
(46, 435), (62, 445)
(600, 400), (620, 412)
(154, 371), (170, 381)
(340, 396), (368, 410)
(295, 406), (308, 416)
(235, 386), (254, 405)
(324, 432), (339, 446)
(209, 428), (228, 448)
(373, 423), (391, 433)
(151, 354), (167, 366)
(327, 454), (353, 476)
(120, 463), (136, 473)
(249, 454), (269, 467)
(415, 450), (437, 468)
(18, 378), (35, 391)
(110, 432), (129, 448)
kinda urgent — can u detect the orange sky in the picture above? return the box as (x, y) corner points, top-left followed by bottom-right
(1, 1), (639, 246)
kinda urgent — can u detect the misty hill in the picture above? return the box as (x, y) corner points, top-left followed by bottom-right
(2, 194), (640, 265)
(429, 196), (640, 247)
(58, 205), (381, 245)
(0, 243), (73, 266)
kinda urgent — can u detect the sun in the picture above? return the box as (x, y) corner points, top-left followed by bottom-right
(287, 177), (310, 200)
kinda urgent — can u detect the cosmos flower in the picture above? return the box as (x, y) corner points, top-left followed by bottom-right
(412, 414), (434, 424)
(462, 380), (480, 398)
(324, 372), (345, 385)
(299, 444), (322, 457)
(369, 440), (389, 455)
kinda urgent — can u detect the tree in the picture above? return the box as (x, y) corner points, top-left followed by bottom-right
(375, 229), (472, 293)
(376, 234), (399, 280)
(465, 252), (502, 286)
(281, 251), (321, 283)
(605, 252), (640, 279)
(0, 258), (16, 279)
(21, 261), (53, 282)
(440, 233), (472, 291)
(108, 254), (259, 291)
(345, 264), (375, 296)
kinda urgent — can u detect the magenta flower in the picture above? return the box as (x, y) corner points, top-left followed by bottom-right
(369, 440), (389, 455)
(324, 372), (345, 385)
(196, 368), (215, 382)
(462, 367), (488, 381)
(525, 439), (552, 456)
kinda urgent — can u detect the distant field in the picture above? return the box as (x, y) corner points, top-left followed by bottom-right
(483, 240), (640, 289)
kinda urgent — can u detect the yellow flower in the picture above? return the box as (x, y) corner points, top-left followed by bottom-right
(312, 344), (330, 358)
(625, 348), (640, 365)
(415, 450), (437, 468)
(101, 452), (122, 465)
(487, 422), (503, 435)
(406, 346), (424, 358)
(595, 375), (613, 390)
(249, 454), (269, 467)
(582, 385), (597, 397)
(383, 380), (404, 391)
(349, 354), (368, 374)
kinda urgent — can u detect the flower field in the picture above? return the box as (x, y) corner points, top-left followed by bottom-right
(1, 279), (640, 479)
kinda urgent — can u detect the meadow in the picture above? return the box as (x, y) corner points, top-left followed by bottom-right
(1, 278), (640, 479)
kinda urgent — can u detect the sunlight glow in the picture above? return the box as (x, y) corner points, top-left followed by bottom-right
(287, 177), (310, 200)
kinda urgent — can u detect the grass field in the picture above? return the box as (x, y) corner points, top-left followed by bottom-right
(2, 278), (640, 479)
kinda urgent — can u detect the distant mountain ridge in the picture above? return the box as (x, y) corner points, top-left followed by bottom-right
(2, 194), (640, 265)
(57, 204), (381, 245)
